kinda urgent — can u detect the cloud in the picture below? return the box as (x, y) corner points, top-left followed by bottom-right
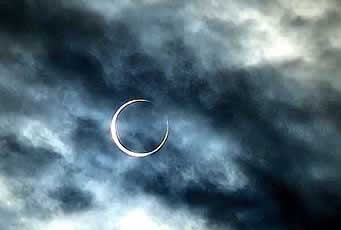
(0, 0), (341, 230)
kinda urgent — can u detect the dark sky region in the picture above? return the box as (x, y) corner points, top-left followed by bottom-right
(1, 0), (341, 229)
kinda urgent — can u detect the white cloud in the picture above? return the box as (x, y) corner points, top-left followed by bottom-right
(19, 118), (74, 162)
(0, 176), (24, 211)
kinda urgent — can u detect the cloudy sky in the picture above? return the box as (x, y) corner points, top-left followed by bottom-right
(1, 0), (341, 229)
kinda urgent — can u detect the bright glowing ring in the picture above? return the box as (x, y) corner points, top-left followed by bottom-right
(111, 99), (168, 157)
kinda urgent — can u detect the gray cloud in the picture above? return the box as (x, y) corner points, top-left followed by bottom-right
(0, 0), (341, 230)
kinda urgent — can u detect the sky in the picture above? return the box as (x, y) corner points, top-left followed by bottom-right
(0, 0), (341, 229)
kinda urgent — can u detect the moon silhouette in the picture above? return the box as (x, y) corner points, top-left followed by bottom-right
(111, 99), (169, 157)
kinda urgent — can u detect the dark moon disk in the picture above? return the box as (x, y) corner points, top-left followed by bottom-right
(111, 99), (168, 157)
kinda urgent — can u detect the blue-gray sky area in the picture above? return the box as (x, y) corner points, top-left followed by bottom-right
(1, 0), (341, 229)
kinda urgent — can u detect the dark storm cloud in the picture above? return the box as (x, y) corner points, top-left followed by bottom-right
(121, 67), (341, 229)
(0, 0), (341, 230)
(0, 134), (62, 178)
(71, 117), (112, 156)
(0, 0), (105, 43)
(49, 185), (93, 213)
